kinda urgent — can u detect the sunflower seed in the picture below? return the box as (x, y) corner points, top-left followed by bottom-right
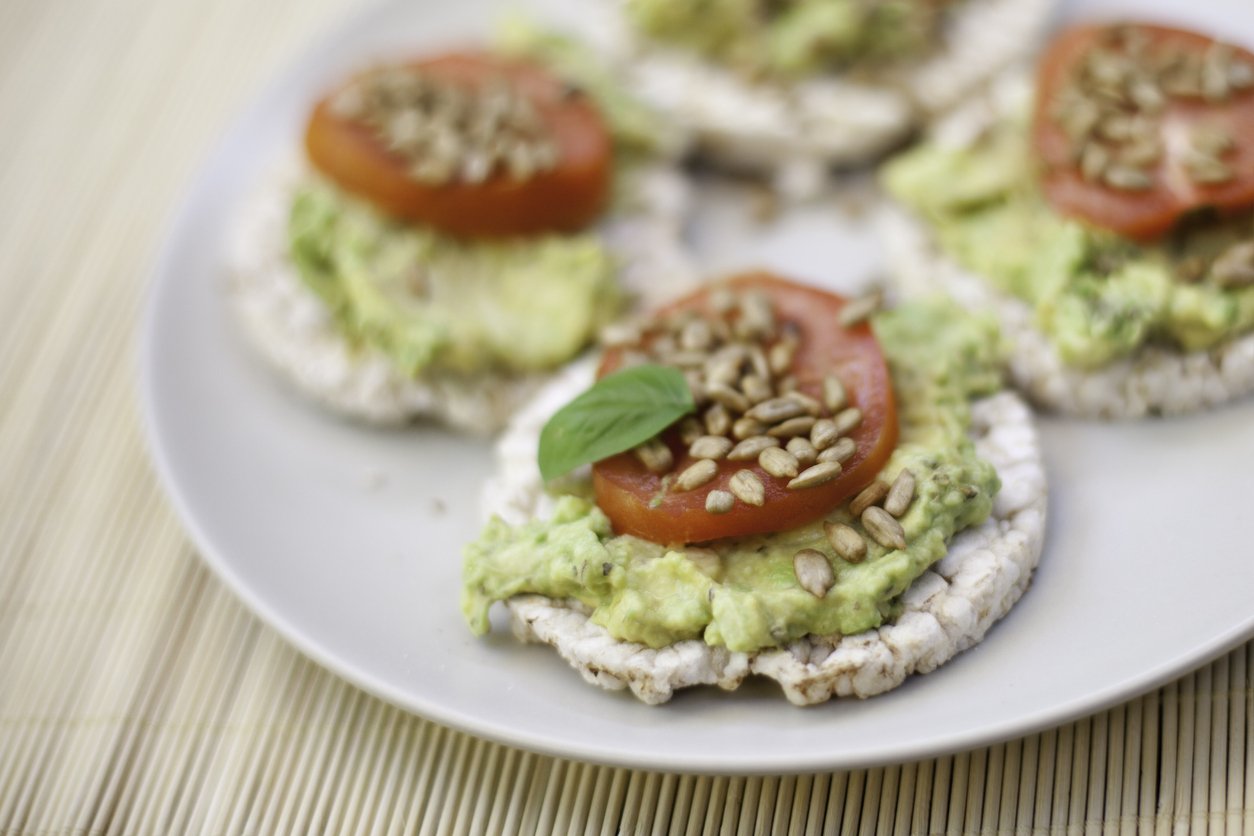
(633, 438), (673, 474)
(707, 383), (751, 414)
(746, 397), (806, 424)
(818, 436), (857, 465)
(862, 506), (907, 550)
(777, 375), (798, 394)
(788, 461), (842, 490)
(786, 437), (818, 466)
(1129, 79), (1165, 112)
(1103, 165), (1153, 191)
(1229, 60), (1254, 89)
(675, 459), (718, 492)
(850, 480), (889, 516)
(728, 436), (779, 461)
(705, 490), (735, 514)
(748, 345), (772, 382)
(410, 157), (456, 184)
(704, 356), (743, 388)
(1161, 53), (1203, 97)
(506, 145), (536, 180)
(732, 417), (766, 441)
(1080, 142), (1111, 182)
(680, 319), (713, 352)
(809, 418), (839, 450)
(787, 391), (823, 416)
(768, 340), (796, 376)
(740, 374), (773, 404)
(1185, 153), (1233, 184)
(822, 375), (847, 413)
(793, 549), (835, 598)
(736, 293), (775, 338)
(1097, 114), (1136, 142)
(728, 470), (765, 506)
(330, 85), (367, 119)
(1192, 125), (1234, 156)
(704, 404), (731, 437)
(690, 435), (734, 460)
(884, 469), (917, 517)
(1210, 241), (1254, 287)
(767, 416), (817, 439)
(1120, 139), (1162, 168)
(1060, 98), (1102, 139)
(1204, 44), (1234, 101)
(599, 322), (643, 348)
(679, 417), (704, 446)
(662, 309), (696, 336)
(615, 349), (649, 370)
(824, 522), (866, 563)
(667, 350), (711, 368)
(461, 151), (493, 183)
(759, 447), (800, 479)
(709, 287), (738, 314)
(837, 293), (880, 328)
(832, 407), (863, 436)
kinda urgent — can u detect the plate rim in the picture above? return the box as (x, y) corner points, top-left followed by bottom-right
(137, 0), (1254, 774)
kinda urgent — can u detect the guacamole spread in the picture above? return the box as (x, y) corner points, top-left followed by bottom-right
(462, 301), (1002, 653)
(288, 177), (621, 376)
(885, 119), (1254, 369)
(626, 0), (950, 79)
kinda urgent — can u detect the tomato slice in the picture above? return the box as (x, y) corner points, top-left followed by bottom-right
(1034, 24), (1254, 241)
(592, 273), (899, 546)
(305, 52), (613, 239)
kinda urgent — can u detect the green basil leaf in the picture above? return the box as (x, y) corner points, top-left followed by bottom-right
(538, 364), (695, 482)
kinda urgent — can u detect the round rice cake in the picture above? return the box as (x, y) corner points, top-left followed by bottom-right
(226, 158), (698, 433)
(592, 0), (1053, 196)
(877, 76), (1254, 420)
(479, 358), (1047, 705)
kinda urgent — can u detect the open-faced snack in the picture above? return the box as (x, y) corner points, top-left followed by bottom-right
(463, 274), (1046, 704)
(228, 48), (696, 432)
(563, 0), (1053, 194)
(882, 24), (1254, 418)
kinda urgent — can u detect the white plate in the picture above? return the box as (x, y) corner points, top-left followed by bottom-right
(141, 0), (1254, 773)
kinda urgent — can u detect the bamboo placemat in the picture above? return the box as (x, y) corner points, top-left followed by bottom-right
(1, 0), (1252, 832)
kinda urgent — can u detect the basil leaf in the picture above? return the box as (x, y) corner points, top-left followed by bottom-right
(538, 364), (695, 482)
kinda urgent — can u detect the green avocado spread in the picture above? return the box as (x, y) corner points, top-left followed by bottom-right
(288, 177), (622, 376)
(625, 0), (950, 79)
(461, 301), (1003, 652)
(884, 118), (1254, 369)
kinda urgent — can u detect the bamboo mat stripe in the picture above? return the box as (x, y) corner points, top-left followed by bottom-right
(1, 0), (1253, 832)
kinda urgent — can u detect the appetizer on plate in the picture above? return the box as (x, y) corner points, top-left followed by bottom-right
(463, 274), (1046, 705)
(882, 23), (1254, 418)
(567, 0), (1053, 194)
(228, 47), (695, 432)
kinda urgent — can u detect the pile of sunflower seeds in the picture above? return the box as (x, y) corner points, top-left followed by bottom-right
(329, 65), (560, 186)
(1050, 26), (1254, 191)
(604, 286), (919, 588)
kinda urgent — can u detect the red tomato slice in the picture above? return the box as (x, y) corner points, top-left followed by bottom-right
(592, 273), (899, 546)
(1034, 24), (1254, 241)
(305, 52), (613, 239)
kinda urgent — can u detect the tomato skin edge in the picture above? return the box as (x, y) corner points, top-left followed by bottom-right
(1032, 24), (1254, 242)
(303, 52), (614, 239)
